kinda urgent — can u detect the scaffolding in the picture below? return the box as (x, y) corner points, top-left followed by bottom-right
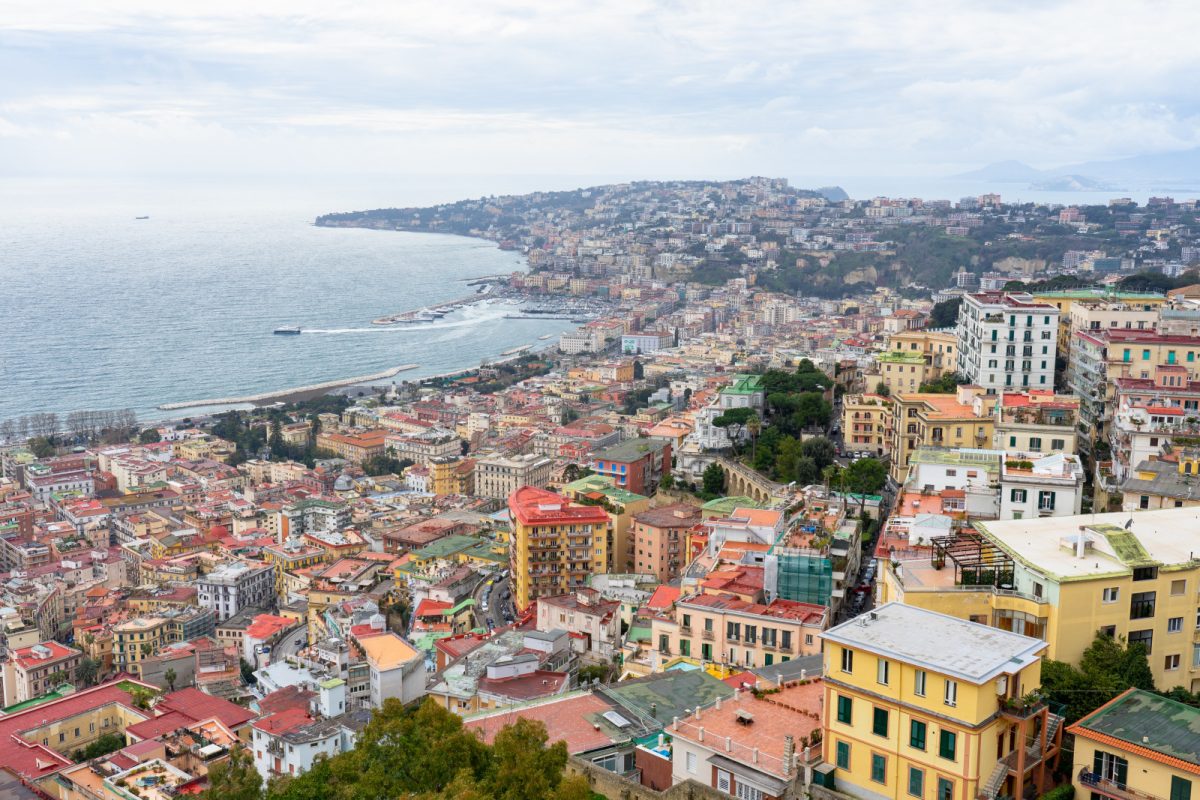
(768, 546), (833, 605)
(931, 531), (1015, 588)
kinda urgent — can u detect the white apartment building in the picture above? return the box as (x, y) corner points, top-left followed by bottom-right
(998, 452), (1085, 520)
(197, 562), (275, 621)
(474, 452), (555, 500)
(956, 292), (1059, 394)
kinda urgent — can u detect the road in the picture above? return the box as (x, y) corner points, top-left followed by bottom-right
(277, 623), (308, 656)
(472, 570), (515, 630)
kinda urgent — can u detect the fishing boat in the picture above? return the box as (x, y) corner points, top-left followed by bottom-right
(273, 326), (302, 335)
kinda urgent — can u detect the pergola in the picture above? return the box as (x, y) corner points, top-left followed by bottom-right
(931, 531), (1015, 588)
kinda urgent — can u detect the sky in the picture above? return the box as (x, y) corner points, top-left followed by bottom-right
(4, 1), (1200, 195)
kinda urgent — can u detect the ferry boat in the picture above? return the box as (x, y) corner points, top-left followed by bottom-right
(273, 326), (302, 335)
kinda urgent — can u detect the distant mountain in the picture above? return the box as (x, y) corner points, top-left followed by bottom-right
(1055, 147), (1200, 183)
(816, 185), (849, 202)
(1030, 174), (1116, 192)
(954, 160), (1046, 182)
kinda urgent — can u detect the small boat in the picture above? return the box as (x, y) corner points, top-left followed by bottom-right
(273, 326), (302, 335)
(538, 334), (553, 340)
(135, 216), (149, 220)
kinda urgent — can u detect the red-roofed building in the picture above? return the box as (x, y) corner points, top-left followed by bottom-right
(1, 641), (83, 707)
(156, 687), (256, 737)
(509, 487), (609, 611)
(535, 589), (620, 662)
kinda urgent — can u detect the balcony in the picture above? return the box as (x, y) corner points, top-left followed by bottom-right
(701, 629), (714, 641)
(998, 695), (1047, 721)
(1079, 771), (1161, 800)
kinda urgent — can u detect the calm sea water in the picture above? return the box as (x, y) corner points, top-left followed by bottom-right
(0, 208), (572, 423)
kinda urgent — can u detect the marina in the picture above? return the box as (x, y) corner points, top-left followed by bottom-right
(158, 364), (419, 410)
(371, 289), (495, 325)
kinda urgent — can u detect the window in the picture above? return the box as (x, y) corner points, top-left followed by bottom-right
(736, 784), (764, 800)
(914, 669), (926, 696)
(1037, 490), (1056, 511)
(782, 630), (793, 650)
(937, 778), (954, 800)
(877, 659), (890, 685)
(939, 730), (957, 761)
(1100, 624), (1117, 638)
(1093, 750), (1129, 787)
(910, 720), (927, 751)
(1171, 776), (1192, 800)
(686, 751), (697, 774)
(908, 767), (924, 798)
(659, 635), (670, 653)
(1010, 488), (1027, 503)
(717, 769), (731, 793)
(841, 648), (854, 673)
(1029, 436), (1042, 451)
(1051, 438), (1065, 450)
(873, 707), (889, 737)
(835, 738), (854, 767)
(701, 643), (712, 661)
(704, 617), (713, 632)
(682, 613), (691, 629)
(1166, 654), (1181, 670)
(1170, 617), (1184, 633)
(943, 679), (957, 707)
(1102, 587), (1119, 603)
(1131, 591), (1156, 619)
(1173, 579), (1187, 596)
(680, 639), (690, 657)
(1129, 629), (1154, 653)
(871, 754), (886, 784)
(837, 694), (853, 724)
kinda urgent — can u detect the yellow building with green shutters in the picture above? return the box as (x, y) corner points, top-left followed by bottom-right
(820, 603), (1062, 800)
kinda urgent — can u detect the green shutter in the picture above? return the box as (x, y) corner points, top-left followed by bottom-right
(871, 754), (886, 783)
(873, 707), (889, 736)
(837, 695), (853, 724)
(910, 720), (926, 750)
(1172, 777), (1192, 800)
(908, 767), (924, 797)
(836, 740), (850, 769)
(939, 730), (956, 760)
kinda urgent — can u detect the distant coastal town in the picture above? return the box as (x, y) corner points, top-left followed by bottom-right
(5, 176), (1200, 800)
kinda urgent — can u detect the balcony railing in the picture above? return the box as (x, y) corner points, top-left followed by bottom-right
(998, 695), (1046, 720)
(1079, 770), (1161, 800)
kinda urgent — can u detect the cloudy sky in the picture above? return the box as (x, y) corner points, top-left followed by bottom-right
(4, 0), (1200, 191)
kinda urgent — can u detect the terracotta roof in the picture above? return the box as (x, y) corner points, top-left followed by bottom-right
(157, 687), (255, 730)
(465, 692), (621, 752)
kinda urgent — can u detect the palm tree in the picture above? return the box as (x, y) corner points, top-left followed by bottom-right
(140, 643), (153, 659)
(47, 669), (68, 689)
(747, 415), (762, 462)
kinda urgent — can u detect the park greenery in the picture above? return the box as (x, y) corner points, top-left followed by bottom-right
(202, 699), (592, 800)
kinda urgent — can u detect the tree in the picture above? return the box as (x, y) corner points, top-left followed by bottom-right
(138, 427), (162, 444)
(47, 669), (69, 688)
(128, 685), (156, 710)
(76, 657), (100, 687)
(713, 407), (757, 453)
(800, 437), (837, 471)
(746, 415), (762, 461)
(702, 462), (726, 497)
(140, 642), (153, 658)
(929, 297), (963, 328)
(632, 359), (644, 380)
(486, 718), (571, 800)
(659, 472), (675, 490)
(918, 372), (964, 394)
(26, 436), (55, 458)
(874, 381), (890, 397)
(164, 667), (177, 692)
(1041, 632), (1155, 723)
(843, 457), (888, 514)
(203, 745), (262, 800)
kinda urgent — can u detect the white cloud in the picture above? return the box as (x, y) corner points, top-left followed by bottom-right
(2, 0), (1200, 186)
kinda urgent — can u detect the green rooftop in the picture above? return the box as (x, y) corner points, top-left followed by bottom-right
(1032, 288), (1165, 300)
(602, 669), (734, 724)
(719, 374), (764, 396)
(1091, 523), (1156, 566)
(702, 496), (760, 516)
(2, 687), (68, 714)
(1075, 689), (1200, 767)
(594, 438), (669, 464)
(878, 350), (927, 364)
(909, 448), (1004, 468)
(410, 534), (484, 560)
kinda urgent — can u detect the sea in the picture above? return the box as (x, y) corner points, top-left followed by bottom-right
(4, 171), (1197, 427)
(0, 184), (580, 425)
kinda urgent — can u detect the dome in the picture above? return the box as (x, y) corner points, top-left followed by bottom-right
(208, 524), (230, 538)
(334, 474), (353, 491)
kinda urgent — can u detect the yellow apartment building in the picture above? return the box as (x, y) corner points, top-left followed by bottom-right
(113, 616), (172, 671)
(1033, 288), (1165, 358)
(878, 508), (1200, 692)
(821, 603), (1062, 800)
(560, 474), (651, 574)
(843, 393), (893, 457)
(1069, 688), (1200, 800)
(889, 386), (994, 484)
(508, 486), (609, 612)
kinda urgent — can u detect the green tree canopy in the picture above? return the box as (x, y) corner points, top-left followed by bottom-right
(702, 462), (726, 497)
(1041, 633), (1155, 723)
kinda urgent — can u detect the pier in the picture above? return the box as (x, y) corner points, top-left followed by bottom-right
(158, 364), (419, 410)
(371, 288), (493, 325)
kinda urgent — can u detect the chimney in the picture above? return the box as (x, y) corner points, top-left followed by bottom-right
(673, 716), (679, 730)
(698, 727), (705, 742)
(725, 736), (732, 752)
(650, 702), (657, 719)
(783, 735), (795, 776)
(752, 747), (759, 764)
(715, 697), (722, 710)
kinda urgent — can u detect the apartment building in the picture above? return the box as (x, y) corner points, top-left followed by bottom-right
(197, 561), (275, 621)
(822, 603), (1061, 800)
(560, 473), (651, 574)
(631, 503), (702, 582)
(998, 453), (1085, 519)
(1070, 329), (1200, 446)
(842, 394), (892, 457)
(535, 590), (621, 662)
(1069, 689), (1200, 800)
(474, 452), (555, 500)
(888, 386), (994, 484)
(314, 429), (387, 464)
(651, 593), (826, 670)
(592, 438), (672, 496)
(878, 508), (1200, 692)
(508, 486), (609, 612)
(956, 292), (1059, 394)
(1035, 288), (1165, 359)
(0, 641), (82, 706)
(990, 390), (1079, 455)
(384, 428), (461, 466)
(1121, 447), (1200, 510)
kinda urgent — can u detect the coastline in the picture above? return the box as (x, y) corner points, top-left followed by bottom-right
(158, 364), (418, 410)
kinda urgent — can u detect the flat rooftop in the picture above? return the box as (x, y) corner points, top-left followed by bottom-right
(976, 508), (1200, 581)
(822, 602), (1045, 684)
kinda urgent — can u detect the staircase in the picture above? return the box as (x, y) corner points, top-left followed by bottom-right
(981, 760), (1008, 799)
(1034, 713), (1064, 752)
